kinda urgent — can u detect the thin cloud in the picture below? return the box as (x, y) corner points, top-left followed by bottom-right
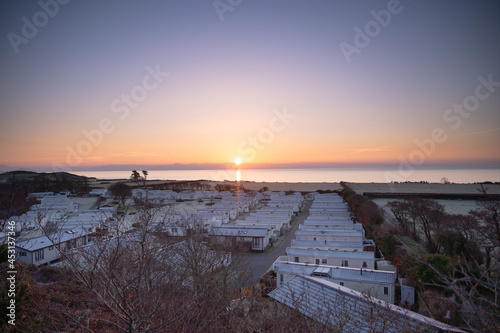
(349, 146), (394, 155)
(461, 128), (500, 137)
(110, 151), (162, 157)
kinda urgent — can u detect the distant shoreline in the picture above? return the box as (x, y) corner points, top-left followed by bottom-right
(2, 170), (499, 194)
(345, 182), (500, 196)
(88, 177), (500, 195)
(69, 167), (500, 184)
(88, 178), (344, 192)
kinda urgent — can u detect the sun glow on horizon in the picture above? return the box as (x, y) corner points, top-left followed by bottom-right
(234, 158), (242, 166)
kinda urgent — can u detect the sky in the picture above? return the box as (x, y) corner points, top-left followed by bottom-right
(1, 0), (499, 171)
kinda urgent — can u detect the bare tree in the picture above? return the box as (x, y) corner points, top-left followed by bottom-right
(471, 200), (500, 249)
(407, 198), (446, 253)
(417, 254), (500, 332)
(387, 198), (449, 253)
(386, 200), (417, 239)
(37, 194), (252, 332)
(130, 170), (148, 188)
(130, 170), (141, 182)
(109, 182), (132, 207)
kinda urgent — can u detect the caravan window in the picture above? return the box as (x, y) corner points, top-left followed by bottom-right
(35, 249), (44, 261)
(311, 272), (329, 278)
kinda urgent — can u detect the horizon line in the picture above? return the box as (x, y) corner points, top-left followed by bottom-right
(2, 160), (500, 173)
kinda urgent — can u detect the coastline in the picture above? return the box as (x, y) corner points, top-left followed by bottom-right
(89, 178), (500, 195)
(88, 178), (344, 192)
(346, 182), (500, 195)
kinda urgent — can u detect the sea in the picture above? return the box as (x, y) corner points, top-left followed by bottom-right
(73, 167), (500, 183)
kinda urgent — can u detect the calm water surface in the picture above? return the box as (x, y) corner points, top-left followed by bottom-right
(74, 168), (500, 183)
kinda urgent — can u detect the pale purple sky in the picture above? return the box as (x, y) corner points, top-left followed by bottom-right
(1, 0), (499, 170)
